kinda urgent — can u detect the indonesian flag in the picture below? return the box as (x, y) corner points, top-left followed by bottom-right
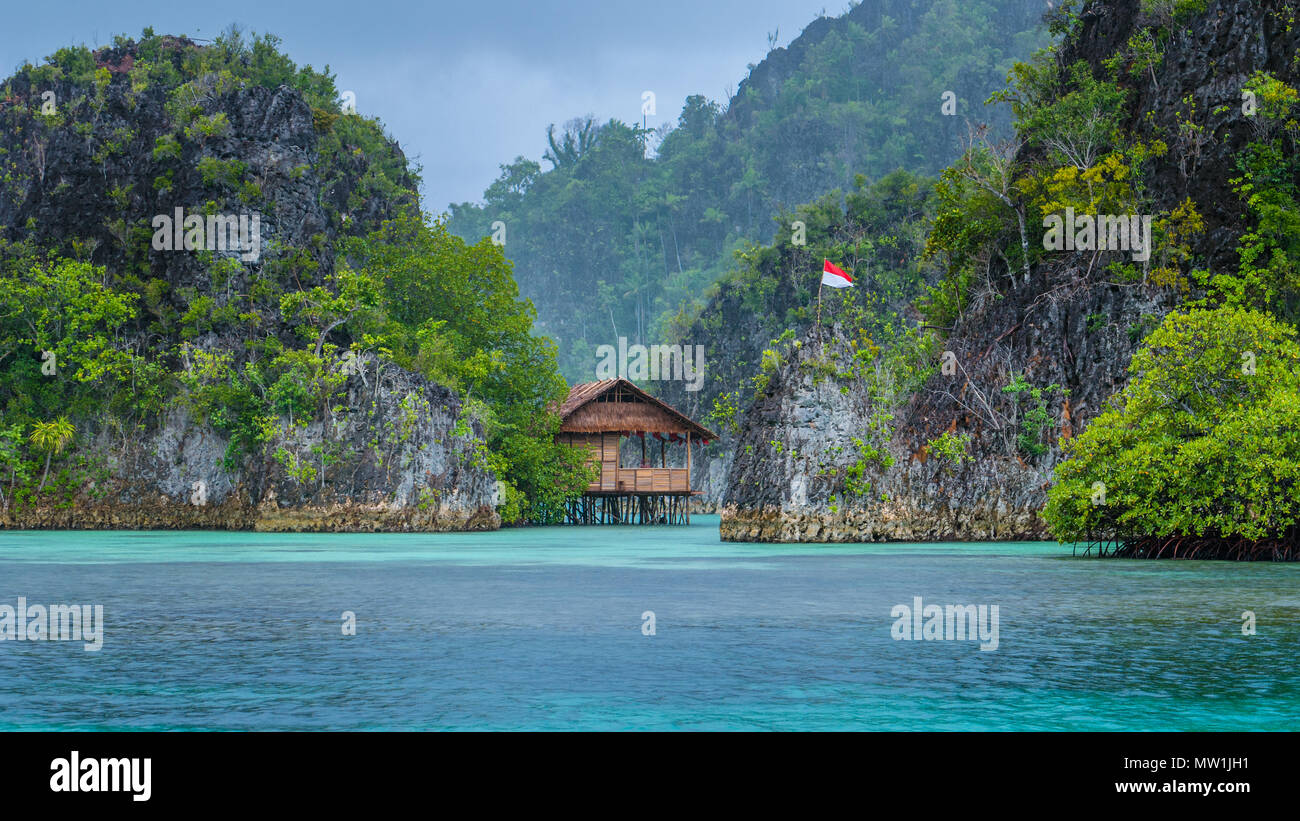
(821, 259), (853, 288)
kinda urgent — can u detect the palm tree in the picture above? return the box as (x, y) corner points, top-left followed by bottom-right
(29, 416), (74, 491)
(543, 116), (598, 169)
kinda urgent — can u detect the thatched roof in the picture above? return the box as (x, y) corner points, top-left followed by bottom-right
(558, 379), (717, 440)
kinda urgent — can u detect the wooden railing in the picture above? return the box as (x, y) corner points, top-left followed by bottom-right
(586, 467), (689, 493)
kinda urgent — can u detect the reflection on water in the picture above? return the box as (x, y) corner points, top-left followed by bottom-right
(0, 516), (1296, 730)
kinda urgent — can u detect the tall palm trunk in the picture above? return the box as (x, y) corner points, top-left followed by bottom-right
(38, 452), (51, 491)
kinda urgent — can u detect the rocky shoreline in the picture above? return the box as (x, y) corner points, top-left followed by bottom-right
(0, 495), (499, 532)
(718, 503), (1049, 543)
(0, 362), (501, 533)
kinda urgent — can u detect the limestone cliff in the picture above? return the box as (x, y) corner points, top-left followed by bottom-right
(719, 0), (1300, 541)
(0, 35), (499, 531)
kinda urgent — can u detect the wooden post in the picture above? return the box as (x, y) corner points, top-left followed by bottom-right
(686, 431), (692, 525)
(660, 437), (665, 468)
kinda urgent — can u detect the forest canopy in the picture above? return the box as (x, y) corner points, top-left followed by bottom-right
(446, 0), (1049, 381)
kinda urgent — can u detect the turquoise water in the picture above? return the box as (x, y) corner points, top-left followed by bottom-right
(1, 515), (1298, 730)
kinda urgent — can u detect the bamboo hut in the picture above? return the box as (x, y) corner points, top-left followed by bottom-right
(557, 378), (717, 525)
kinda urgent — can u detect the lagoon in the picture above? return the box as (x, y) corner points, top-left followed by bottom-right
(1, 516), (1297, 730)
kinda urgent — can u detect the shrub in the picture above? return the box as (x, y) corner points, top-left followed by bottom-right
(1045, 305), (1300, 544)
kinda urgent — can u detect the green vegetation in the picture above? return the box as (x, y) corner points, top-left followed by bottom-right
(1198, 71), (1300, 324)
(338, 214), (593, 522)
(1044, 306), (1300, 551)
(926, 429), (972, 467)
(677, 169), (937, 501)
(446, 1), (1049, 380)
(0, 28), (589, 523)
(6, 26), (416, 238)
(869, 1), (1300, 552)
(704, 390), (741, 437)
(681, 169), (939, 477)
(1002, 373), (1065, 457)
(1028, 18), (1300, 553)
(28, 416), (75, 490)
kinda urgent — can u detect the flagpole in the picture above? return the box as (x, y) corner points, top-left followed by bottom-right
(816, 260), (851, 351)
(815, 277), (824, 349)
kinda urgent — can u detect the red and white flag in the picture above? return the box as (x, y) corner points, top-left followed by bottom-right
(821, 259), (853, 288)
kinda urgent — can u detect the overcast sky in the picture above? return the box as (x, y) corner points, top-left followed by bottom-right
(1, 0), (842, 212)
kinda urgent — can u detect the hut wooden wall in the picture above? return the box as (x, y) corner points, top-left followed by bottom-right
(563, 433), (620, 491)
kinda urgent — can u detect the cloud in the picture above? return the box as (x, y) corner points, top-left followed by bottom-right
(0, 0), (837, 210)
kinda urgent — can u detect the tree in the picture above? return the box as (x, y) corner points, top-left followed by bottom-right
(953, 125), (1031, 287)
(0, 423), (28, 514)
(1003, 59), (1127, 172)
(28, 416), (75, 491)
(0, 253), (143, 422)
(342, 212), (592, 522)
(543, 116), (598, 169)
(445, 1), (1050, 380)
(1044, 306), (1300, 553)
(483, 157), (541, 207)
(278, 263), (382, 358)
